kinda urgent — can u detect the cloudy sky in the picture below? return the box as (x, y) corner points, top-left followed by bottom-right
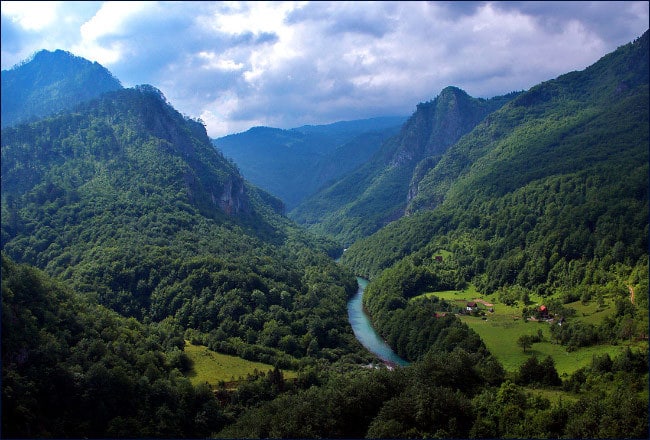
(1, 1), (648, 137)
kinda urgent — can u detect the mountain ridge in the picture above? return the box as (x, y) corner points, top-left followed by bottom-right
(213, 116), (406, 208)
(290, 86), (519, 245)
(1, 49), (123, 128)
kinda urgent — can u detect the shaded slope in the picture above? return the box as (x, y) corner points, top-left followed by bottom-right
(292, 87), (517, 245)
(213, 117), (405, 209)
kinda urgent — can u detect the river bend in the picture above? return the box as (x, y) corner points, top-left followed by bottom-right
(347, 277), (409, 366)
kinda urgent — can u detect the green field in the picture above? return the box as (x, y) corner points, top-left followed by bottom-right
(459, 315), (637, 375)
(184, 341), (298, 387)
(413, 285), (647, 375)
(412, 283), (482, 303)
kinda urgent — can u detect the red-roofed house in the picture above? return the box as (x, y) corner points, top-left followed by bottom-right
(539, 305), (549, 318)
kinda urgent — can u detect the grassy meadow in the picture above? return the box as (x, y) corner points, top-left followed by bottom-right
(184, 341), (298, 387)
(412, 284), (646, 375)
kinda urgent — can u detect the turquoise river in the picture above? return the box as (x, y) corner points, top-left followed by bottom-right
(347, 277), (410, 367)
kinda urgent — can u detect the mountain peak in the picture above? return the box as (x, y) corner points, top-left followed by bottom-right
(1, 49), (122, 128)
(439, 85), (469, 97)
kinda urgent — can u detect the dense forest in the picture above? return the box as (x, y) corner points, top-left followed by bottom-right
(1, 84), (371, 370)
(1, 30), (648, 439)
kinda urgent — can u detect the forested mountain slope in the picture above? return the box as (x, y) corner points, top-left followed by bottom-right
(291, 87), (518, 245)
(213, 116), (405, 209)
(1, 84), (365, 371)
(341, 31), (648, 365)
(1, 49), (123, 128)
(2, 255), (224, 437)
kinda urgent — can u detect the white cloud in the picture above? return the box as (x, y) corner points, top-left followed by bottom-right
(79, 1), (148, 41)
(71, 1), (151, 65)
(2, 1), (648, 137)
(1, 0), (62, 30)
(197, 52), (244, 71)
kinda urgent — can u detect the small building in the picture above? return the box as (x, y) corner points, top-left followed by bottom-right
(466, 301), (478, 312)
(434, 255), (443, 262)
(539, 305), (549, 318)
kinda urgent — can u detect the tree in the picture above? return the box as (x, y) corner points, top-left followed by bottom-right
(517, 334), (535, 353)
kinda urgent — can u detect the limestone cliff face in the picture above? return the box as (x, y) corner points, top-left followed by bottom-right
(130, 86), (252, 217)
(217, 174), (249, 215)
(288, 86), (516, 245)
(390, 86), (467, 169)
(402, 87), (516, 211)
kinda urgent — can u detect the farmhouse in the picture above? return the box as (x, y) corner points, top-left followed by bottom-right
(466, 301), (478, 312)
(539, 305), (549, 318)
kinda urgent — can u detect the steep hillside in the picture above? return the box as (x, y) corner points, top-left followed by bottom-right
(291, 87), (518, 245)
(1, 84), (364, 369)
(341, 31), (648, 363)
(1, 49), (123, 128)
(407, 30), (650, 214)
(213, 116), (405, 208)
(2, 254), (225, 438)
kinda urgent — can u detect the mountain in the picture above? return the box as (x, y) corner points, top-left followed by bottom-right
(341, 30), (648, 364)
(1, 49), (123, 128)
(406, 32), (650, 215)
(1, 83), (365, 369)
(213, 116), (406, 209)
(291, 87), (519, 245)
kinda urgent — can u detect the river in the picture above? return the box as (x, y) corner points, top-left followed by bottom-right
(347, 277), (410, 367)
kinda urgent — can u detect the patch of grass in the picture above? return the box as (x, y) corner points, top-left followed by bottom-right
(411, 283), (482, 303)
(184, 341), (297, 387)
(437, 288), (637, 375)
(412, 284), (644, 377)
(564, 299), (613, 325)
(460, 314), (638, 375)
(431, 249), (454, 260)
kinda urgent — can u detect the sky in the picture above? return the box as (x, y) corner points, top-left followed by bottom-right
(1, 1), (648, 138)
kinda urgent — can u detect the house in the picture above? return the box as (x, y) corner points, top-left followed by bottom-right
(539, 305), (549, 318)
(466, 301), (478, 312)
(434, 255), (443, 262)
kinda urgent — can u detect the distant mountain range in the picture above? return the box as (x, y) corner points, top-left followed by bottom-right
(213, 116), (407, 209)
